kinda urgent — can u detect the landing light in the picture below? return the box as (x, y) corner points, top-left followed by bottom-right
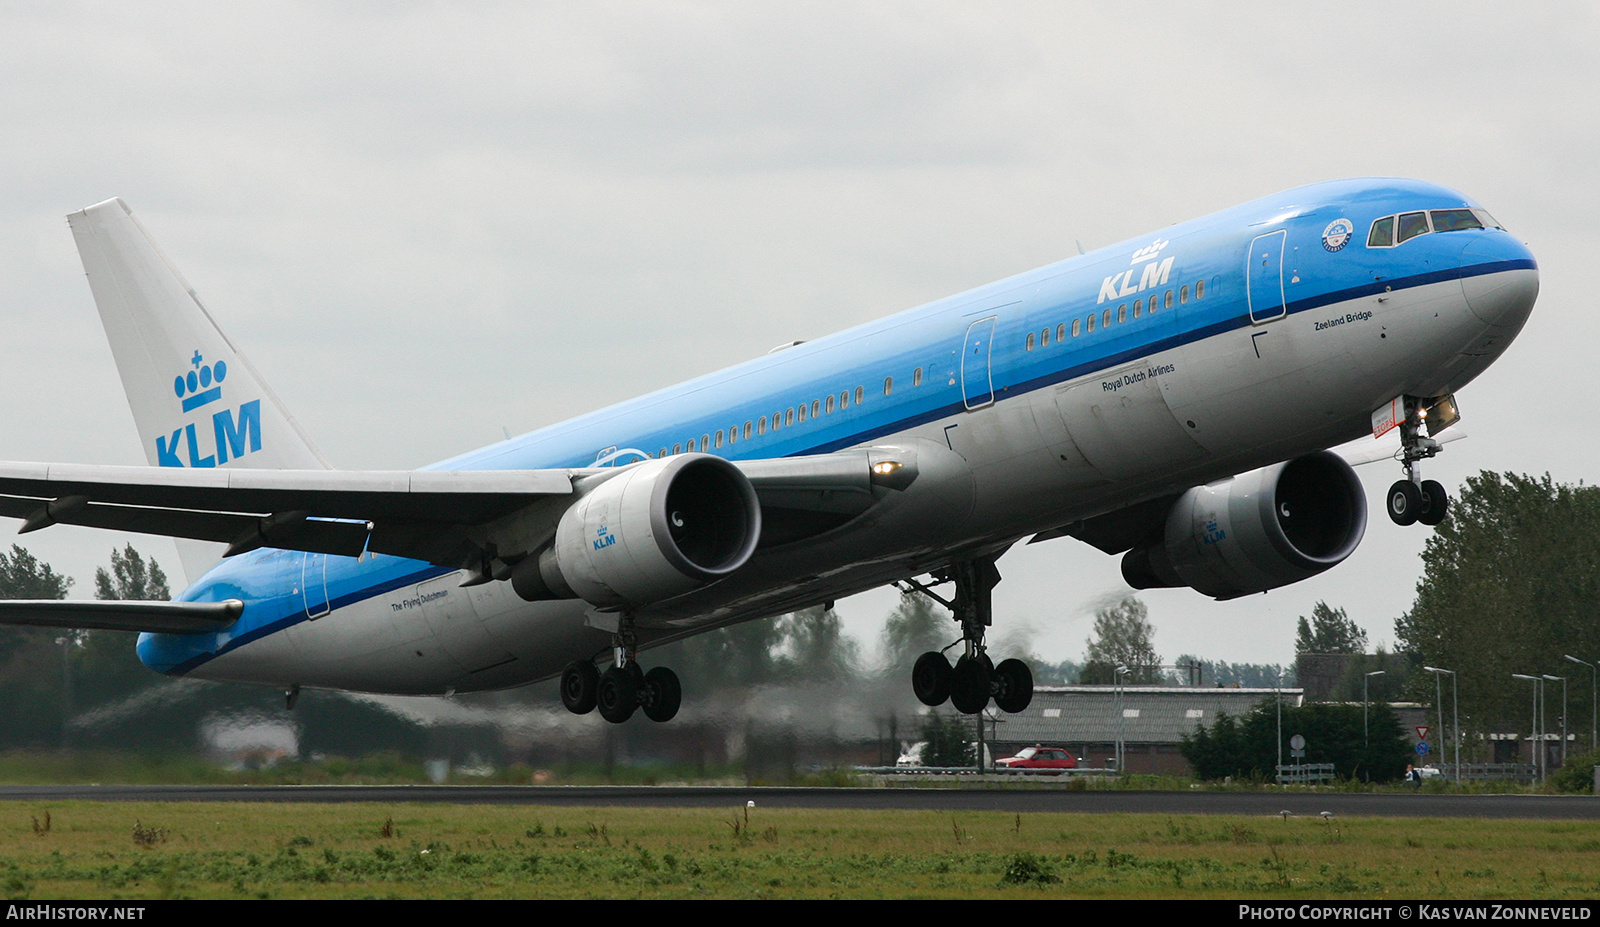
(871, 460), (902, 476)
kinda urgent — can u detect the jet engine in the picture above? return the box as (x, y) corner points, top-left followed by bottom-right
(1120, 451), (1366, 600)
(511, 454), (761, 608)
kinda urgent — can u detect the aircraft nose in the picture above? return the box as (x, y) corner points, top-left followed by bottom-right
(1459, 234), (1539, 330)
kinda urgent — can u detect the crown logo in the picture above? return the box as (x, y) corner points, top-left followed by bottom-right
(1129, 238), (1169, 265)
(173, 349), (227, 413)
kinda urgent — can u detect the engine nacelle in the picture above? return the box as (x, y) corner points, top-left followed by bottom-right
(1120, 451), (1366, 600)
(512, 454), (761, 608)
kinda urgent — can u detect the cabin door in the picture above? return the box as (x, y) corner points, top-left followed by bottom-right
(961, 316), (997, 410)
(1247, 230), (1288, 324)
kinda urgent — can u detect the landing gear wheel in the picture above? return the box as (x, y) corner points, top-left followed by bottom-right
(640, 667), (682, 723)
(1418, 480), (1449, 526)
(950, 654), (992, 714)
(992, 658), (1034, 713)
(560, 661), (599, 714)
(912, 652), (952, 707)
(597, 666), (638, 723)
(1387, 479), (1422, 526)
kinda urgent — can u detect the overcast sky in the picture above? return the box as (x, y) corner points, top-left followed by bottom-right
(0, 2), (1594, 669)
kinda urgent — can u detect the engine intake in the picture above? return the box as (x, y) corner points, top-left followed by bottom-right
(1121, 451), (1367, 599)
(512, 454), (761, 608)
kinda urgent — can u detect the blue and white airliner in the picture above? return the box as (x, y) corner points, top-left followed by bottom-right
(0, 179), (1537, 722)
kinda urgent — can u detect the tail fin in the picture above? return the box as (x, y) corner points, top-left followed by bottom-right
(67, 198), (331, 577)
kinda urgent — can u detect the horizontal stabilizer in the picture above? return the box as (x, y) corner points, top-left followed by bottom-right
(0, 599), (242, 633)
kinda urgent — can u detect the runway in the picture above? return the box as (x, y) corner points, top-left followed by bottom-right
(1, 785), (1595, 819)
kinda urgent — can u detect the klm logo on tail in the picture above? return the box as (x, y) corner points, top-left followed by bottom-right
(156, 350), (261, 468)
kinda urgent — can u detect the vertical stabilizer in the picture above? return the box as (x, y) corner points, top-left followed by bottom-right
(68, 198), (331, 578)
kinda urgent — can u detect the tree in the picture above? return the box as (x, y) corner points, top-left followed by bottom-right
(73, 546), (174, 710)
(919, 712), (975, 767)
(1295, 601), (1367, 654)
(1173, 654), (1295, 688)
(0, 545), (74, 749)
(0, 544), (72, 599)
(1181, 699), (1409, 782)
(1395, 472), (1600, 735)
(94, 544), (170, 600)
(879, 591), (950, 672)
(772, 605), (857, 682)
(1081, 595), (1161, 683)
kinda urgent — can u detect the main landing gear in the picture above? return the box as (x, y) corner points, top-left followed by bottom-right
(897, 556), (1034, 716)
(561, 623), (681, 724)
(1385, 395), (1450, 528)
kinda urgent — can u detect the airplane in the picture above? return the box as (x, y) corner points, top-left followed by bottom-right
(0, 179), (1537, 723)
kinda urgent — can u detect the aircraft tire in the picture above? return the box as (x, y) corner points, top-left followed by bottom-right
(950, 655), (991, 714)
(560, 660), (600, 714)
(912, 651), (952, 706)
(1387, 479), (1422, 526)
(641, 667), (682, 723)
(992, 658), (1034, 714)
(597, 666), (638, 723)
(1418, 480), (1449, 526)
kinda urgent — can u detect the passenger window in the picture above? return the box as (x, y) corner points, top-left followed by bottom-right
(715, 430), (724, 448)
(798, 403), (807, 422)
(1368, 215), (1394, 247)
(1056, 323), (1066, 341)
(771, 412), (781, 431)
(811, 400), (820, 417)
(855, 386), (864, 405)
(757, 417), (766, 435)
(785, 409), (793, 427)
(1041, 327), (1050, 347)
(1026, 332), (1036, 351)
(912, 368), (923, 387)
(1101, 308), (1111, 328)
(1195, 278), (1205, 299)
(839, 390), (849, 409)
(744, 421), (753, 440)
(1117, 304), (1127, 324)
(673, 443), (682, 455)
(688, 438), (697, 452)
(1164, 289), (1173, 309)
(1133, 298), (1142, 319)
(728, 426), (738, 445)
(1072, 318), (1081, 337)
(1086, 313), (1095, 333)
(1397, 212), (1429, 243)
(1180, 284), (1189, 304)
(826, 395), (835, 413)
(658, 448), (668, 458)
(884, 377), (893, 396)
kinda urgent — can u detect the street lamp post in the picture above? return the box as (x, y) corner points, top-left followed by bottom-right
(1364, 670), (1386, 748)
(1514, 674), (1543, 780)
(1563, 655), (1594, 755)
(1424, 666), (1458, 778)
(1544, 675), (1568, 767)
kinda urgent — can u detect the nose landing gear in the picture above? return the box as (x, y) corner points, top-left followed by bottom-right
(1386, 395), (1452, 527)
(897, 555), (1035, 716)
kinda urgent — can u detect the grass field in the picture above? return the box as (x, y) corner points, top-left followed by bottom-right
(2, 801), (1599, 899)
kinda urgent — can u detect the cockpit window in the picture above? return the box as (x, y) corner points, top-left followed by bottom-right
(1367, 216), (1394, 248)
(1473, 209), (1502, 230)
(1430, 209), (1483, 232)
(1396, 212), (1430, 244)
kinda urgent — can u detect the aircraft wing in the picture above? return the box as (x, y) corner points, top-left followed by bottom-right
(0, 450), (894, 569)
(0, 599), (242, 633)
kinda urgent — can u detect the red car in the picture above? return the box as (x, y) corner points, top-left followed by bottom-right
(995, 745), (1078, 773)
